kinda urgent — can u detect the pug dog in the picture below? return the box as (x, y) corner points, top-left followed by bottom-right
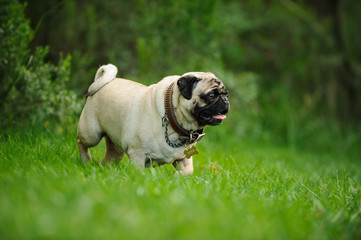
(77, 64), (230, 175)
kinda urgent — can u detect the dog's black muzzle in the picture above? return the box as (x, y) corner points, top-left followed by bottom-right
(193, 96), (230, 126)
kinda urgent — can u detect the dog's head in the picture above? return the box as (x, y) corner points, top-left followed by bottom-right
(177, 72), (230, 127)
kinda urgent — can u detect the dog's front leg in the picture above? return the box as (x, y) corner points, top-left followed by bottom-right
(127, 149), (147, 170)
(173, 157), (194, 176)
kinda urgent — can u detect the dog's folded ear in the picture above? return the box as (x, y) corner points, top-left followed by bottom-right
(177, 75), (201, 100)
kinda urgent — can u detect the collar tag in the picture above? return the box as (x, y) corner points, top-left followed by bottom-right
(184, 145), (199, 158)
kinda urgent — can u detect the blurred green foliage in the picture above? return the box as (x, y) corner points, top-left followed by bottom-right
(0, 1), (81, 129)
(1, 0), (360, 152)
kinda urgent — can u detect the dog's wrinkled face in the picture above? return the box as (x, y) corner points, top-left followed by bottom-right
(177, 72), (230, 126)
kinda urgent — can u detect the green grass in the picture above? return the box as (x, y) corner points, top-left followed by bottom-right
(0, 128), (360, 240)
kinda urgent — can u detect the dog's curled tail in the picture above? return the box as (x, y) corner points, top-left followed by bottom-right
(86, 64), (118, 97)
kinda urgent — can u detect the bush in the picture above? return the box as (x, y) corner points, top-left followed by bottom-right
(0, 1), (81, 129)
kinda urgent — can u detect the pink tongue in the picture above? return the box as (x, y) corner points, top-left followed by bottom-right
(213, 115), (227, 120)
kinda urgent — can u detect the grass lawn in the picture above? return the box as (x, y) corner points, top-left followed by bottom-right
(0, 128), (360, 239)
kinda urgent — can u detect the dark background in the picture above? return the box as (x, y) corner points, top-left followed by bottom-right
(1, 0), (360, 154)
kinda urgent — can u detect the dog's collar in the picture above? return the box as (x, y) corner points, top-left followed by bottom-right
(163, 82), (205, 147)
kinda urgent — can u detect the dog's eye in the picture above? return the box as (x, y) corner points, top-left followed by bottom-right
(208, 93), (215, 100)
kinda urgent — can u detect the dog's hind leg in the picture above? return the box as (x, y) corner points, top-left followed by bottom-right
(77, 119), (104, 162)
(77, 131), (104, 162)
(101, 135), (125, 165)
(77, 137), (93, 162)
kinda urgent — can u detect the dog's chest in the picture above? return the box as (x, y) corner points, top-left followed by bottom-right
(146, 144), (190, 164)
(138, 128), (194, 163)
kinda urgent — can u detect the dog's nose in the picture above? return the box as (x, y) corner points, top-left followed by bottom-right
(221, 95), (228, 102)
(221, 96), (229, 104)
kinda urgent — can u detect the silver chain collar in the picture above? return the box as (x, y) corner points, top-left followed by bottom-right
(162, 114), (205, 148)
(162, 114), (187, 148)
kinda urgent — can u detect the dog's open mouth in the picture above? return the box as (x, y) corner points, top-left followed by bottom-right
(201, 110), (228, 125)
(194, 104), (229, 126)
(212, 108), (228, 120)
